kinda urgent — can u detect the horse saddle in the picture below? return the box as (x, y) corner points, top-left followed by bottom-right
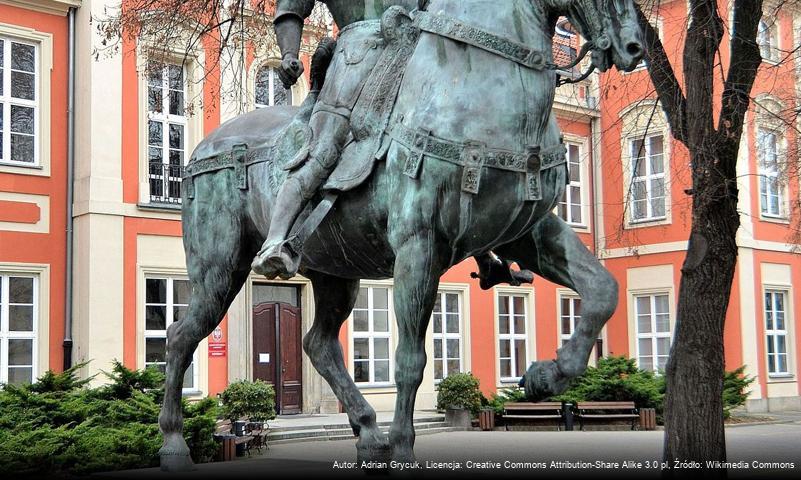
(322, 6), (420, 192)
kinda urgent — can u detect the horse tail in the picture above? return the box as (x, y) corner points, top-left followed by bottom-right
(310, 37), (337, 92)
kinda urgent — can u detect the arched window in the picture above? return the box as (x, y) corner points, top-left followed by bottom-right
(755, 96), (788, 219)
(255, 65), (292, 109)
(758, 18), (779, 63)
(619, 101), (671, 226)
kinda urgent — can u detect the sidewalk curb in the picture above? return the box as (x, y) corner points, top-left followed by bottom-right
(724, 419), (801, 428)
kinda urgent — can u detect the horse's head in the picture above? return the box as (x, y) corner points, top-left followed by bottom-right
(557, 0), (645, 72)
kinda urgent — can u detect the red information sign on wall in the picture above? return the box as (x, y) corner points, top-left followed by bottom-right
(209, 342), (226, 357)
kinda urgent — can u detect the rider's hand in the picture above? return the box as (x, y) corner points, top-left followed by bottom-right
(278, 54), (304, 89)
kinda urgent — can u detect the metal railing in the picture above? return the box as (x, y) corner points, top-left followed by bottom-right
(148, 161), (184, 205)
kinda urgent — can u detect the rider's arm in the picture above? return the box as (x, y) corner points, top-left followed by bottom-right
(274, 0), (315, 60)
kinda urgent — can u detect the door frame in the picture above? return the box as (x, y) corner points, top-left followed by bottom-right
(227, 275), (339, 414)
(251, 282), (302, 415)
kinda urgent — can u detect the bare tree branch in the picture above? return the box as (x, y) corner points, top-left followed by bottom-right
(717, 0), (765, 161)
(634, 5), (688, 145)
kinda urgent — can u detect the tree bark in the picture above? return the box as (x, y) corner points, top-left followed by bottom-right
(663, 151), (739, 473)
(634, 0), (764, 474)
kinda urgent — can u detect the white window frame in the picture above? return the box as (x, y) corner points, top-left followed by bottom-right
(758, 17), (780, 64)
(557, 140), (588, 227)
(496, 290), (532, 383)
(146, 62), (188, 205)
(254, 64), (293, 109)
(143, 276), (198, 392)
(764, 289), (791, 377)
(634, 292), (672, 373)
(351, 284), (393, 387)
(431, 289), (464, 383)
(0, 36), (39, 167)
(629, 134), (667, 223)
(559, 294), (581, 347)
(756, 128), (786, 219)
(558, 291), (604, 366)
(136, 45), (203, 207)
(0, 25), (51, 177)
(0, 273), (38, 385)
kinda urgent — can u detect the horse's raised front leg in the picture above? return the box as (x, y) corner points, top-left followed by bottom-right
(387, 229), (446, 462)
(496, 212), (619, 400)
(303, 271), (389, 464)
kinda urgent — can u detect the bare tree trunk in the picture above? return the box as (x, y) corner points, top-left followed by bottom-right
(634, 1), (764, 473)
(663, 151), (739, 472)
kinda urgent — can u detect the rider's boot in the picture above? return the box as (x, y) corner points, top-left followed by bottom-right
(252, 112), (349, 279)
(471, 252), (535, 290)
(251, 176), (307, 279)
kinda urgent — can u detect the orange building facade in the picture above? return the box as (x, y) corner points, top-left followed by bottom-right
(0, 0), (798, 414)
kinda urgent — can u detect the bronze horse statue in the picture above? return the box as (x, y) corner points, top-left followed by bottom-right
(158, 0), (644, 470)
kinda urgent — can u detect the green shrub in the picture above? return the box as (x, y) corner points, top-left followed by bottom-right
(219, 380), (276, 422)
(436, 372), (483, 416)
(547, 356), (754, 424)
(722, 366), (755, 418)
(551, 356), (665, 415)
(0, 360), (219, 475)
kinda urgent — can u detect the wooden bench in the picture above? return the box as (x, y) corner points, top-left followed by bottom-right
(575, 401), (639, 431)
(245, 421), (270, 453)
(214, 419), (264, 460)
(502, 402), (564, 431)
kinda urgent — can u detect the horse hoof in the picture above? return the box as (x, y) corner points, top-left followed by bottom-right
(521, 360), (571, 401)
(159, 434), (195, 472)
(358, 442), (391, 464)
(159, 452), (196, 472)
(359, 447), (391, 475)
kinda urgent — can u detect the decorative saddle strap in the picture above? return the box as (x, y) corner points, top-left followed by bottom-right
(387, 122), (567, 201)
(414, 11), (555, 71)
(182, 144), (274, 199)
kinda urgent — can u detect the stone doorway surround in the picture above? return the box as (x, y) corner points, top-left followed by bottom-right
(227, 274), (339, 414)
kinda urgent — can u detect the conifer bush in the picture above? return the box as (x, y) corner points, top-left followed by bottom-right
(0, 361), (219, 475)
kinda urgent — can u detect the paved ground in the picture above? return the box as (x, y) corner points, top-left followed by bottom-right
(99, 418), (801, 479)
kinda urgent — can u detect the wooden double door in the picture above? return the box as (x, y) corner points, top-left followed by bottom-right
(252, 301), (302, 415)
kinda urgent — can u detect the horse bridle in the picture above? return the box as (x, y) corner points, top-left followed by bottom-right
(415, 0), (615, 86)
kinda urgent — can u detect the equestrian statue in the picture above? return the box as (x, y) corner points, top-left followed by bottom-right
(158, 0), (644, 470)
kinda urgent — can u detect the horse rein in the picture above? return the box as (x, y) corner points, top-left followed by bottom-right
(411, 5), (603, 87)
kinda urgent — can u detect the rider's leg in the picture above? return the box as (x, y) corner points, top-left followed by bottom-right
(251, 109), (351, 278)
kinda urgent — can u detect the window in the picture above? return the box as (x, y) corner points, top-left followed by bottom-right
(352, 286), (392, 385)
(560, 294), (604, 363)
(765, 290), (790, 376)
(558, 143), (584, 225)
(255, 66), (292, 109)
(0, 274), (37, 385)
(498, 294), (529, 381)
(432, 291), (462, 382)
(560, 296), (582, 347)
(758, 18), (780, 63)
(147, 63), (187, 205)
(635, 293), (671, 372)
(630, 135), (666, 222)
(144, 277), (196, 390)
(757, 129), (784, 218)
(0, 38), (38, 165)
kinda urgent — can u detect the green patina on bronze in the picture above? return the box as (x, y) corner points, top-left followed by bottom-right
(158, 0), (644, 471)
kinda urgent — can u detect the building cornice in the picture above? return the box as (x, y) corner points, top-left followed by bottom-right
(0, 0), (80, 16)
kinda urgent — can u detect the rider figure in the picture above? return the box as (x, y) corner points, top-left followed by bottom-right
(251, 0), (419, 279)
